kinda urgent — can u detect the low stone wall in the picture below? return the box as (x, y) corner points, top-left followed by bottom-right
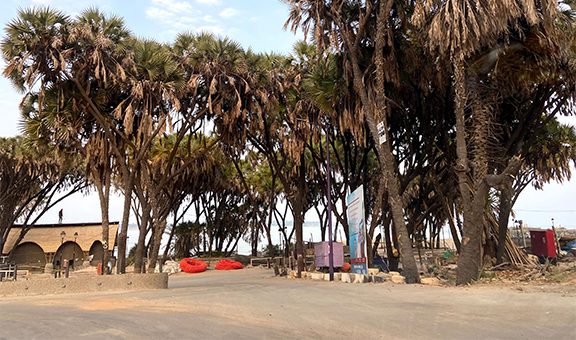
(0, 273), (168, 297)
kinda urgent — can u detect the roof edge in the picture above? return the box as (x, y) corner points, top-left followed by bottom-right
(12, 222), (121, 228)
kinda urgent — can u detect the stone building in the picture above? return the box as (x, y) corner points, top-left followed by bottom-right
(1, 222), (119, 272)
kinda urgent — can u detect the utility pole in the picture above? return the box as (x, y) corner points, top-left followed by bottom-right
(518, 220), (527, 248)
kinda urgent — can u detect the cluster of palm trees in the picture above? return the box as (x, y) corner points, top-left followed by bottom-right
(283, 0), (576, 284)
(1, 1), (575, 284)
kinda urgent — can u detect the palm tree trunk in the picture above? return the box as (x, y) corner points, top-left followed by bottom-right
(248, 218), (261, 256)
(265, 194), (276, 255)
(134, 203), (151, 274)
(0, 207), (16, 258)
(294, 153), (306, 277)
(446, 202), (462, 253)
(453, 55), (489, 285)
(117, 168), (135, 274)
(496, 185), (513, 264)
(148, 218), (167, 273)
(384, 220), (399, 271)
(362, 84), (419, 282)
(94, 172), (111, 274)
(265, 225), (274, 256)
(251, 221), (258, 256)
(457, 185), (488, 284)
(162, 211), (180, 262)
(367, 178), (385, 268)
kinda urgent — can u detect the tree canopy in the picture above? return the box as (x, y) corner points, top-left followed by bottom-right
(1, 2), (574, 284)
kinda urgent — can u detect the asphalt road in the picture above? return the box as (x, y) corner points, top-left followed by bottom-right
(0, 268), (574, 339)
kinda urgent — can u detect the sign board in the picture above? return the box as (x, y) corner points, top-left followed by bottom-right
(377, 121), (387, 144)
(346, 185), (368, 275)
(379, 135), (387, 144)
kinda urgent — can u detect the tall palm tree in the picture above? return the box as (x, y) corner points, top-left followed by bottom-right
(2, 7), (124, 270)
(117, 36), (188, 273)
(20, 81), (116, 270)
(418, 0), (574, 284)
(70, 9), (138, 273)
(2, 8), (140, 274)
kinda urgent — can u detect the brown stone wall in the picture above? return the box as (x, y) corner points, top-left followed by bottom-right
(0, 273), (168, 297)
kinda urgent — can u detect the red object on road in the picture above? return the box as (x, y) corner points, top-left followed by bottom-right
(341, 262), (351, 272)
(530, 229), (557, 258)
(180, 258), (208, 273)
(215, 259), (243, 270)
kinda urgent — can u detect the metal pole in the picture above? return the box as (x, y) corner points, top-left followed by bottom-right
(73, 232), (78, 271)
(279, 228), (283, 265)
(59, 231), (65, 278)
(326, 125), (334, 281)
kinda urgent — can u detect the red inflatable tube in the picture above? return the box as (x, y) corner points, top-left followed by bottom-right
(180, 258), (208, 273)
(215, 259), (243, 270)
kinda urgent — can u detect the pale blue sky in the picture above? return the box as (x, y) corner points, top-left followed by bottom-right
(0, 0), (574, 231)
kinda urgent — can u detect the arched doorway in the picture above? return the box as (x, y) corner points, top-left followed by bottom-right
(89, 241), (104, 266)
(54, 241), (84, 269)
(12, 242), (46, 271)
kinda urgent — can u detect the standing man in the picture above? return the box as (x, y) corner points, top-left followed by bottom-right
(58, 209), (63, 224)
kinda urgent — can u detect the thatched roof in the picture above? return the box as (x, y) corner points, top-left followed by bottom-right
(2, 222), (119, 254)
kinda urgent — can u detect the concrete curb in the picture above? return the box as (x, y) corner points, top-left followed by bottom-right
(0, 273), (168, 297)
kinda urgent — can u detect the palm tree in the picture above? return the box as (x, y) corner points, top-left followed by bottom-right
(2, 7), (70, 92)
(3, 7), (135, 272)
(71, 12), (192, 273)
(2, 7), (125, 270)
(284, 0), (421, 283)
(20, 81), (117, 270)
(419, 0), (574, 284)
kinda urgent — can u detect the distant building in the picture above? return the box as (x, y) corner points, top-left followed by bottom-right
(1, 222), (119, 271)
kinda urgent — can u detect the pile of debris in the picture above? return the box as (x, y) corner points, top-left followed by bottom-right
(479, 261), (576, 285)
(488, 222), (538, 266)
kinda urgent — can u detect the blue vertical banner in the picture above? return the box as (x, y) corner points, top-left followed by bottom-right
(347, 185), (368, 275)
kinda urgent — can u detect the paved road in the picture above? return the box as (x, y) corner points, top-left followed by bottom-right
(0, 268), (574, 339)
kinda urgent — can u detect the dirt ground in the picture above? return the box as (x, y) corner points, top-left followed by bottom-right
(0, 267), (574, 340)
(428, 260), (576, 296)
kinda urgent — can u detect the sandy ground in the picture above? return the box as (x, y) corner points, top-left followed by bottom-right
(0, 267), (574, 340)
